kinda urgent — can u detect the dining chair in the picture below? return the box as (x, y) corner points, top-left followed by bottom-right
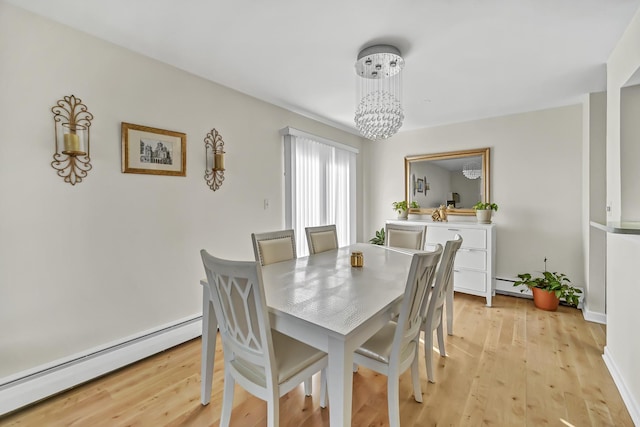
(385, 223), (427, 250)
(421, 234), (463, 383)
(200, 250), (328, 427)
(305, 224), (338, 255)
(251, 229), (297, 266)
(353, 245), (443, 427)
(250, 228), (316, 394)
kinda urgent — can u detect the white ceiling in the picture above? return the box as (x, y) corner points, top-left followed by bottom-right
(8, 0), (640, 136)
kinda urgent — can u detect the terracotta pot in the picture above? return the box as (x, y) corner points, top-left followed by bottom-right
(532, 287), (560, 311)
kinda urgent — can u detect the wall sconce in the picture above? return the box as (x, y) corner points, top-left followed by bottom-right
(51, 95), (93, 185)
(204, 128), (225, 191)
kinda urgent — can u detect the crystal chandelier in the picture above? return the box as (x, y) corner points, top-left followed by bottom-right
(354, 45), (404, 140)
(462, 162), (482, 179)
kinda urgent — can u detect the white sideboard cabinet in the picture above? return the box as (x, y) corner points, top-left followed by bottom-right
(386, 219), (496, 307)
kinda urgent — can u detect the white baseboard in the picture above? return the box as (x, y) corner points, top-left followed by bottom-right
(603, 346), (640, 425)
(582, 307), (607, 324)
(0, 315), (202, 416)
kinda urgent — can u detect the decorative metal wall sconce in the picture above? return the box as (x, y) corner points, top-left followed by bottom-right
(204, 128), (225, 191)
(51, 95), (93, 185)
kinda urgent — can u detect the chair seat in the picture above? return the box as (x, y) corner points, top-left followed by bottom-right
(355, 321), (416, 364)
(232, 330), (326, 387)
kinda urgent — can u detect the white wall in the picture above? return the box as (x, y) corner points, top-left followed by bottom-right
(365, 106), (585, 286)
(582, 92), (607, 321)
(607, 8), (640, 223)
(605, 234), (640, 424)
(0, 3), (363, 379)
(621, 84), (640, 220)
(603, 6), (640, 424)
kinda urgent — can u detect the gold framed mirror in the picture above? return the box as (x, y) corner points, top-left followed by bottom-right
(405, 147), (490, 216)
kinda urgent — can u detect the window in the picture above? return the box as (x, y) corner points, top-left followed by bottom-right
(282, 127), (358, 257)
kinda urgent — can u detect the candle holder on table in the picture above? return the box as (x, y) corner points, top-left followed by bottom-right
(351, 251), (364, 267)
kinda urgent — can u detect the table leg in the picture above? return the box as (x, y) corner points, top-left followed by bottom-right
(327, 337), (353, 427)
(201, 287), (217, 405)
(446, 275), (454, 335)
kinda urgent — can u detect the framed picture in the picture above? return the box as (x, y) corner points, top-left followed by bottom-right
(121, 122), (186, 176)
(416, 178), (424, 193)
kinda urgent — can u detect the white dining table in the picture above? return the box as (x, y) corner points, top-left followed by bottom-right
(200, 243), (419, 427)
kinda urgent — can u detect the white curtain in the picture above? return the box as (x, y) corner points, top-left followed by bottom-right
(283, 128), (357, 257)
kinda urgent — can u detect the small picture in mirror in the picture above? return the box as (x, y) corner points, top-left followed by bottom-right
(416, 178), (424, 193)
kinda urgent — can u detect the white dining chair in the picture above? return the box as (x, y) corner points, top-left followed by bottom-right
(200, 250), (327, 427)
(385, 223), (427, 250)
(421, 235), (463, 383)
(305, 224), (338, 255)
(251, 228), (317, 394)
(353, 246), (443, 427)
(251, 229), (297, 266)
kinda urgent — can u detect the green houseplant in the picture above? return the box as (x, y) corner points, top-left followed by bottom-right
(392, 201), (419, 219)
(369, 228), (385, 245)
(473, 201), (498, 224)
(513, 270), (582, 311)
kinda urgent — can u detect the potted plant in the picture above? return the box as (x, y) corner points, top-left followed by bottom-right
(392, 201), (419, 219)
(369, 228), (385, 245)
(513, 270), (582, 311)
(473, 201), (498, 224)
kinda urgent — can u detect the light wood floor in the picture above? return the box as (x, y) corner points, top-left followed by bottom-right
(1, 293), (633, 426)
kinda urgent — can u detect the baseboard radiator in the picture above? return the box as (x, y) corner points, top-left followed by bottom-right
(0, 315), (202, 416)
(495, 276), (531, 297)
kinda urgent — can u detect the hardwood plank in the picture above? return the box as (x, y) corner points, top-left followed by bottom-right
(1, 293), (634, 426)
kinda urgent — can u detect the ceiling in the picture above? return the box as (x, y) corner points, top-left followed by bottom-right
(8, 0), (640, 136)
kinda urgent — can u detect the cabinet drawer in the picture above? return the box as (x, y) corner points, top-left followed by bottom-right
(426, 226), (487, 249)
(455, 248), (486, 270)
(453, 269), (487, 293)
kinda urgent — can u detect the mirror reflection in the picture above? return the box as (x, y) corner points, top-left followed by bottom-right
(405, 148), (490, 215)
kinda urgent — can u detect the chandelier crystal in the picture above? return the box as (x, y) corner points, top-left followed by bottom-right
(354, 45), (404, 140)
(462, 162), (482, 180)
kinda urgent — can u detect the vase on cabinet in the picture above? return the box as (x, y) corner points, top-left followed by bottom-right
(475, 209), (492, 224)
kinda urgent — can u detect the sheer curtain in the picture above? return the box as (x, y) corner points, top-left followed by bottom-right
(282, 127), (358, 257)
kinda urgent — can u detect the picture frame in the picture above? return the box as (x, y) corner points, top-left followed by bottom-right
(416, 178), (424, 193)
(121, 122), (186, 176)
